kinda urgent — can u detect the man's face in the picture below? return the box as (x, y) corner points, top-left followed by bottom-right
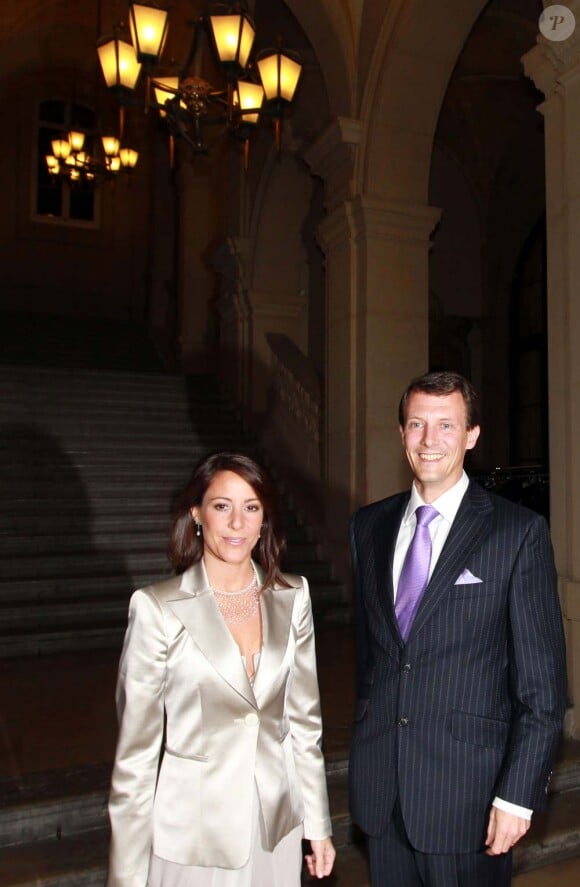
(399, 390), (480, 502)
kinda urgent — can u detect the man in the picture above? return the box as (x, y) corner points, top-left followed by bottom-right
(349, 371), (567, 886)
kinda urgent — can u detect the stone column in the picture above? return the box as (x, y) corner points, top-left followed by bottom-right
(306, 119), (440, 583)
(211, 237), (252, 412)
(523, 14), (580, 737)
(175, 161), (215, 371)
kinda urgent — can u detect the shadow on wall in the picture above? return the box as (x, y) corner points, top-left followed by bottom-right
(0, 422), (132, 645)
(0, 422), (131, 775)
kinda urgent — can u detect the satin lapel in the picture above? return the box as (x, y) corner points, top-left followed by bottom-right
(372, 494), (409, 648)
(167, 563), (257, 708)
(252, 572), (297, 702)
(408, 482), (494, 641)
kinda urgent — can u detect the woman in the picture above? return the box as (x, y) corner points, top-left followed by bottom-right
(107, 452), (335, 887)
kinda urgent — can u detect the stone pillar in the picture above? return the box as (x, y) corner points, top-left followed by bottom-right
(306, 119), (440, 583)
(523, 15), (580, 737)
(175, 161), (215, 371)
(211, 237), (252, 412)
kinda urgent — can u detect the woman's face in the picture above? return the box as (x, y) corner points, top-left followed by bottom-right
(192, 470), (264, 571)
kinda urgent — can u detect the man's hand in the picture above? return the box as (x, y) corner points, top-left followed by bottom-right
(485, 806), (530, 855)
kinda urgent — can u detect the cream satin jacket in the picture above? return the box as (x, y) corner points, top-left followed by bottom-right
(107, 561), (332, 887)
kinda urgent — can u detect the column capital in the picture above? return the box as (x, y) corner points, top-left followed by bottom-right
(248, 288), (307, 320)
(209, 236), (252, 289)
(317, 195), (441, 253)
(523, 2), (580, 98)
(349, 196), (441, 244)
(304, 116), (362, 211)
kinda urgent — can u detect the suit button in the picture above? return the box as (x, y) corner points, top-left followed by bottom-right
(398, 717), (409, 727)
(245, 713), (259, 726)
(402, 663), (411, 673)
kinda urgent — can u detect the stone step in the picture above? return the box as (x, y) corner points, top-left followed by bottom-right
(0, 550), (334, 582)
(0, 532), (322, 563)
(0, 764), (111, 847)
(0, 829), (109, 887)
(1, 744), (579, 885)
(0, 587), (347, 657)
(0, 566), (341, 605)
(0, 759), (350, 850)
(0, 424), (247, 447)
(0, 366), (221, 394)
(0, 577), (344, 627)
(0, 830), (371, 886)
(0, 362), (339, 657)
(0, 512), (314, 542)
(0, 433), (248, 456)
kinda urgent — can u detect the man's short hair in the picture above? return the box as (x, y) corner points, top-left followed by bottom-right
(398, 371), (479, 429)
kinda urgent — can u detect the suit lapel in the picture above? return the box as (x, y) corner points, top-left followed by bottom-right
(167, 562), (257, 708)
(408, 482), (494, 641)
(252, 571), (297, 701)
(372, 494), (409, 647)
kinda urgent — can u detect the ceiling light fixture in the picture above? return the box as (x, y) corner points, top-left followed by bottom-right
(97, 1), (303, 170)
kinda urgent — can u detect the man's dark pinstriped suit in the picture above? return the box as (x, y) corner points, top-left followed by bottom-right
(348, 480), (567, 855)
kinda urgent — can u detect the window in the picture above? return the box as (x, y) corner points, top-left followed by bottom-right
(36, 100), (98, 224)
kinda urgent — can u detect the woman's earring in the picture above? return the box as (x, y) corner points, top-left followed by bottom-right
(196, 521), (201, 537)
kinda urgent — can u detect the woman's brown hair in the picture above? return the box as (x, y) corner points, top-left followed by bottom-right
(168, 452), (290, 589)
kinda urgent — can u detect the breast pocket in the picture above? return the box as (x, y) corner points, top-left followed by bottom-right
(451, 581), (497, 599)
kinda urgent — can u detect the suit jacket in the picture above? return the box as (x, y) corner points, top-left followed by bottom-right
(349, 481), (567, 853)
(107, 561), (332, 887)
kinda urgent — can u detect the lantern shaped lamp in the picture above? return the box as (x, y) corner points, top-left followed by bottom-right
(98, 33), (142, 94)
(209, 6), (255, 77)
(129, 2), (169, 65)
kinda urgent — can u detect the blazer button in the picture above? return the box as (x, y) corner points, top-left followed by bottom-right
(245, 713), (259, 726)
(398, 717), (409, 727)
(402, 663), (411, 673)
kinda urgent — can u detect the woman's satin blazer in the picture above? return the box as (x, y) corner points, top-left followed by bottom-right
(107, 561), (332, 887)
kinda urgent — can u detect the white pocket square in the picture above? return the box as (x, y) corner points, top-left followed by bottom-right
(454, 569), (483, 585)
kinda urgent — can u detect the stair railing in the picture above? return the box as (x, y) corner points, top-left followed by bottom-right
(260, 333), (324, 526)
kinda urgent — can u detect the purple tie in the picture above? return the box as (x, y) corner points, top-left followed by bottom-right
(395, 505), (439, 641)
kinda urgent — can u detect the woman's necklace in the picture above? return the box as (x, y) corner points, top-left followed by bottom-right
(211, 575), (260, 625)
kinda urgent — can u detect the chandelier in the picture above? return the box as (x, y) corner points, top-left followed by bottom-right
(96, 1), (303, 169)
(45, 131), (139, 185)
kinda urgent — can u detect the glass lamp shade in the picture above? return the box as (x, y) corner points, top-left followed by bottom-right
(68, 131), (85, 152)
(51, 138), (71, 159)
(46, 155), (60, 174)
(235, 80), (263, 125)
(129, 2), (169, 63)
(69, 168), (81, 181)
(106, 156), (122, 173)
(119, 147), (139, 168)
(152, 76), (180, 115)
(257, 49), (302, 103)
(209, 11), (255, 71)
(98, 36), (141, 91)
(102, 135), (120, 157)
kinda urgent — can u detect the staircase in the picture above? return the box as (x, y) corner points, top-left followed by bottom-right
(1, 743), (580, 885)
(0, 363), (347, 658)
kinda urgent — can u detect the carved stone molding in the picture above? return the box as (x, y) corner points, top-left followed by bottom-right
(304, 116), (362, 211)
(317, 195), (440, 254)
(523, 1), (580, 98)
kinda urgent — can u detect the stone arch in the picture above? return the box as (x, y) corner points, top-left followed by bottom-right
(360, 0), (488, 200)
(283, 0), (356, 116)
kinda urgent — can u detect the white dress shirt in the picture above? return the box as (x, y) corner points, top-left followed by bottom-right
(393, 471), (532, 821)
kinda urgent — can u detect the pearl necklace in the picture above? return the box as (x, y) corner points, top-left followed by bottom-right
(211, 576), (260, 625)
